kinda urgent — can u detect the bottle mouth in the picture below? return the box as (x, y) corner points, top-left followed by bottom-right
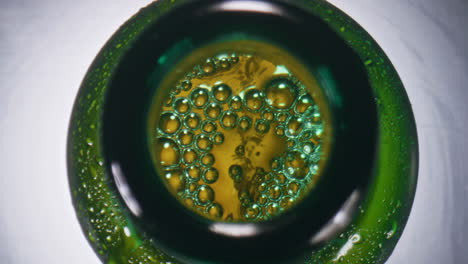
(102, 0), (377, 263)
(147, 39), (334, 223)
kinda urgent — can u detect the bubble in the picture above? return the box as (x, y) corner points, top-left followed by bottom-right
(204, 103), (222, 120)
(285, 151), (309, 179)
(190, 88), (210, 109)
(255, 119), (270, 134)
(207, 203), (224, 219)
(155, 138), (180, 167)
(275, 173), (287, 185)
(165, 94), (175, 106)
(195, 134), (213, 151)
(164, 170), (185, 193)
(286, 116), (303, 137)
(188, 182), (198, 193)
(243, 89), (265, 112)
(180, 80), (192, 91)
(266, 203), (279, 217)
(271, 157), (282, 171)
(257, 182), (268, 193)
(230, 54), (239, 64)
(275, 126), (285, 137)
(202, 120), (217, 134)
(287, 139), (296, 148)
(235, 145), (245, 156)
(265, 77), (298, 110)
(197, 185), (215, 205)
(159, 112), (181, 135)
(280, 196), (295, 209)
(303, 142), (316, 154)
(300, 130), (314, 141)
(212, 132), (224, 145)
(263, 110), (275, 121)
(202, 60), (215, 74)
(312, 112), (322, 123)
(178, 129), (194, 146)
(239, 190), (252, 206)
(219, 58), (231, 69)
(201, 153), (215, 167)
(229, 96), (243, 111)
(287, 182), (301, 195)
(239, 116), (252, 131)
(229, 164), (243, 183)
(244, 204), (260, 220)
(276, 113), (289, 122)
(220, 110), (238, 129)
(203, 168), (219, 184)
(186, 166), (201, 181)
(268, 185), (282, 200)
(174, 98), (192, 115)
(184, 112), (201, 130)
(295, 94), (315, 114)
(213, 84), (232, 103)
(258, 194), (268, 205)
(264, 172), (274, 183)
(184, 198), (195, 207)
(183, 149), (198, 164)
(254, 167), (267, 180)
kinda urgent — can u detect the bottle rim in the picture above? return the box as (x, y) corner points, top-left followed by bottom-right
(101, 0), (378, 263)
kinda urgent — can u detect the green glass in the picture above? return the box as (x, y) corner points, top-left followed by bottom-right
(67, 0), (418, 263)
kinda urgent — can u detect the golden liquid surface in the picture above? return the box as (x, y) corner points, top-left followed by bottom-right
(149, 40), (331, 222)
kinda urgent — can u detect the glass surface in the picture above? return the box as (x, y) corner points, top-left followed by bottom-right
(0, 0), (467, 263)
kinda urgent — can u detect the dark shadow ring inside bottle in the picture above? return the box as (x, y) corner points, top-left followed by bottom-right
(102, 0), (377, 263)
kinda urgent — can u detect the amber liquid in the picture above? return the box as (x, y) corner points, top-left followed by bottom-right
(148, 40), (332, 222)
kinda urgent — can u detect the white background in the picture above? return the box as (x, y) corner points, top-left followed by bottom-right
(1, 0), (467, 263)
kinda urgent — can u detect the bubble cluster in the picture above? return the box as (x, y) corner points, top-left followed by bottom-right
(153, 53), (325, 222)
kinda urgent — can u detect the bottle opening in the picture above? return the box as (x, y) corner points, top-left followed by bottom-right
(148, 39), (333, 222)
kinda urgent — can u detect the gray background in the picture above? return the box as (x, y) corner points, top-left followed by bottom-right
(0, 0), (467, 263)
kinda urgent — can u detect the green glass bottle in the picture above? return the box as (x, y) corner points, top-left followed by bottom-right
(67, 0), (418, 263)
